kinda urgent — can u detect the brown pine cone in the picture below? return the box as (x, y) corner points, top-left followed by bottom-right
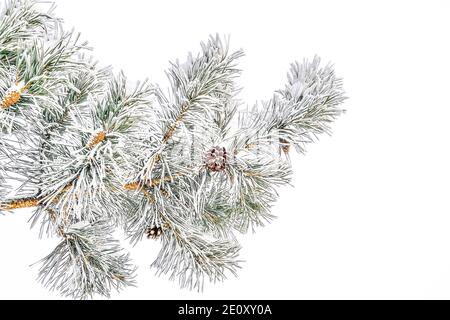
(206, 146), (227, 172)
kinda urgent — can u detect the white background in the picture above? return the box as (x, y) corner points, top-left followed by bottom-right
(1, 0), (450, 299)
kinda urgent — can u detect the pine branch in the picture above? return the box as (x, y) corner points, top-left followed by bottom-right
(234, 56), (346, 155)
(136, 35), (243, 184)
(0, 0), (347, 297)
(37, 220), (136, 299)
(0, 31), (90, 134)
(152, 215), (241, 291)
(0, 0), (57, 63)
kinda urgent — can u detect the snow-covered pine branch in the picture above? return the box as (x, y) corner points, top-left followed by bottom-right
(37, 220), (136, 299)
(0, 0), (346, 298)
(0, 0), (57, 63)
(233, 56), (346, 155)
(153, 221), (241, 291)
(133, 35), (244, 186)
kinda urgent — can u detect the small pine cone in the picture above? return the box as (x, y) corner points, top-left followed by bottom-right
(206, 146), (227, 172)
(279, 138), (291, 154)
(146, 226), (163, 239)
(1, 88), (21, 109)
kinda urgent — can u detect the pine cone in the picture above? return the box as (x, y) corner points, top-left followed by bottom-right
(206, 146), (227, 172)
(279, 138), (291, 154)
(146, 226), (163, 239)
